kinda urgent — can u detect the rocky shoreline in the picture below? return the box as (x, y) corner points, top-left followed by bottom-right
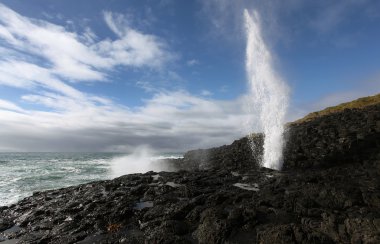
(1, 100), (379, 243)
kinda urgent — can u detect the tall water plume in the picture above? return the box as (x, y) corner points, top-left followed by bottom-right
(244, 9), (289, 170)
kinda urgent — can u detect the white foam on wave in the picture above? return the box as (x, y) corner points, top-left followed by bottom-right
(60, 166), (81, 173)
(0, 153), (115, 206)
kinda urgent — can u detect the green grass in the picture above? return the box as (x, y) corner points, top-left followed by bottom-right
(292, 93), (380, 124)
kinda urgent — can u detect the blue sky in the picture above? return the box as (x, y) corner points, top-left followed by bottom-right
(0, 0), (379, 152)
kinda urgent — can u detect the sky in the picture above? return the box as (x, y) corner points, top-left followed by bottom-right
(0, 0), (379, 152)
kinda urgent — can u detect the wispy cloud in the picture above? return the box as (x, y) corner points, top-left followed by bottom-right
(309, 1), (371, 34)
(311, 75), (380, 111)
(200, 90), (212, 96)
(290, 73), (380, 121)
(199, 0), (378, 47)
(0, 60), (84, 98)
(96, 11), (174, 69)
(186, 59), (200, 66)
(199, 0), (380, 118)
(0, 3), (173, 83)
(0, 99), (25, 113)
(0, 3), (252, 152)
(0, 90), (251, 152)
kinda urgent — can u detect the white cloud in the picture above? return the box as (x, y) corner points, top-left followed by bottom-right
(290, 74), (380, 121)
(7, 2), (377, 154)
(0, 4), (108, 81)
(81, 27), (97, 44)
(201, 90), (212, 96)
(0, 60), (85, 98)
(97, 11), (173, 69)
(311, 89), (380, 112)
(0, 89), (252, 152)
(0, 0), (251, 152)
(0, 3), (173, 83)
(199, 0), (378, 49)
(136, 81), (158, 93)
(0, 3), (213, 152)
(0, 99), (25, 112)
(187, 59), (200, 66)
(103, 11), (126, 37)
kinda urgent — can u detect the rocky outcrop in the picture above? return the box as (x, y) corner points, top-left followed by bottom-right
(1, 97), (379, 243)
(283, 103), (380, 169)
(170, 134), (263, 171)
(173, 103), (380, 171)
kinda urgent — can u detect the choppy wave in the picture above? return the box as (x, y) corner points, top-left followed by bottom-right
(0, 152), (182, 206)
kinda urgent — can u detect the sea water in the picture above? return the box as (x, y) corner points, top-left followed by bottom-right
(0, 152), (181, 206)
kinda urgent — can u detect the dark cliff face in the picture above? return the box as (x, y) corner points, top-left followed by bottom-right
(176, 103), (380, 171)
(283, 103), (380, 169)
(173, 134), (263, 171)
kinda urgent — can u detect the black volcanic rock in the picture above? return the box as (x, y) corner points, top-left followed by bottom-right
(1, 161), (379, 243)
(1, 98), (380, 243)
(169, 134), (263, 171)
(172, 103), (380, 172)
(283, 103), (380, 169)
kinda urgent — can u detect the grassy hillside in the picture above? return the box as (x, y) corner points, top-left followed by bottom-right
(292, 93), (380, 124)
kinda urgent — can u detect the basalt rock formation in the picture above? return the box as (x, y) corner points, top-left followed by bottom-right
(283, 102), (380, 169)
(168, 133), (263, 171)
(1, 95), (379, 243)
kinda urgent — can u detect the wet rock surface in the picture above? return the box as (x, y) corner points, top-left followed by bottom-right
(1, 103), (379, 243)
(1, 160), (379, 243)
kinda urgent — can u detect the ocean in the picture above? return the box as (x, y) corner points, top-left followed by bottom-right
(0, 152), (181, 206)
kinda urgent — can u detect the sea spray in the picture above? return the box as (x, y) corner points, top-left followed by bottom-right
(244, 9), (289, 170)
(110, 145), (178, 178)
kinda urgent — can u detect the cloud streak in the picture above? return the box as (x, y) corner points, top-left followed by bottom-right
(0, 3), (172, 83)
(199, 0), (379, 47)
(0, 3), (248, 153)
(0, 90), (251, 152)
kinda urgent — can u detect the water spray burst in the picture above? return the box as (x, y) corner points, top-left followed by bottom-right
(244, 9), (289, 170)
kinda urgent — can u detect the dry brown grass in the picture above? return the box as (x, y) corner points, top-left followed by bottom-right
(291, 93), (380, 124)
